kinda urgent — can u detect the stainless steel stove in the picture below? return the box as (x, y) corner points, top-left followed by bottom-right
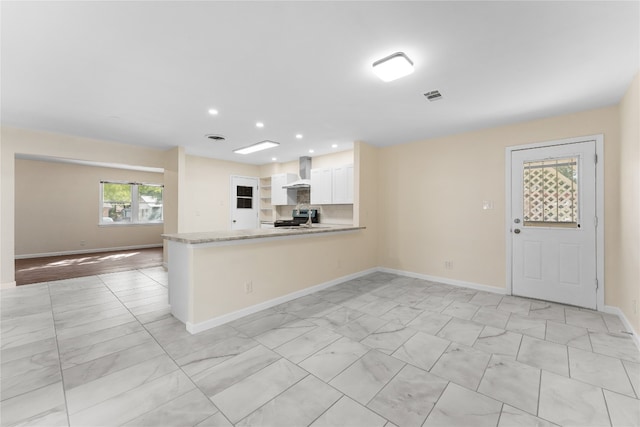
(274, 209), (319, 227)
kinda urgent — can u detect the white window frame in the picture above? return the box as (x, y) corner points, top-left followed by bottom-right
(99, 181), (164, 225)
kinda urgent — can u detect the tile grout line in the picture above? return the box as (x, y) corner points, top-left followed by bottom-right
(600, 387), (615, 427)
(234, 370), (312, 425)
(620, 362), (640, 400)
(495, 403), (505, 427)
(87, 270), (219, 426)
(535, 367), (542, 417)
(46, 280), (72, 427)
(421, 381), (453, 425)
(5, 270), (638, 426)
(470, 347), (493, 393)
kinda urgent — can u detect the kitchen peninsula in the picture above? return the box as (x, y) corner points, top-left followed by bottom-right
(163, 225), (365, 333)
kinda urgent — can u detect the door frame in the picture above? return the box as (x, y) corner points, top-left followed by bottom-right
(229, 175), (259, 230)
(505, 134), (605, 310)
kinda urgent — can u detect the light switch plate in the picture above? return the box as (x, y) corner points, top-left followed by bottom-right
(482, 200), (494, 210)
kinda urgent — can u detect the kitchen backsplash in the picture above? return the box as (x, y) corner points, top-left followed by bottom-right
(296, 188), (310, 204)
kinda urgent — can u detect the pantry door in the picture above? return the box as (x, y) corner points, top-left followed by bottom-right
(230, 176), (259, 230)
(510, 140), (598, 309)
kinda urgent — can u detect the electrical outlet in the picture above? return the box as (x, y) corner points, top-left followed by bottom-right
(244, 281), (253, 294)
(444, 260), (454, 270)
(80, 240), (86, 247)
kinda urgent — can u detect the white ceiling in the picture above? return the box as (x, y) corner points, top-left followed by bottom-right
(2, 1), (638, 165)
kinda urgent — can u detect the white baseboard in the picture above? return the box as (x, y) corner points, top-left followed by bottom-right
(15, 244), (163, 259)
(186, 266), (508, 334)
(377, 267), (508, 295)
(186, 268), (378, 334)
(602, 305), (640, 351)
(0, 281), (17, 289)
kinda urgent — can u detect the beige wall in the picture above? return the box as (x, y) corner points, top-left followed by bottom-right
(192, 231), (370, 323)
(311, 149), (354, 169)
(257, 149), (354, 178)
(2, 88), (637, 338)
(1, 126), (168, 285)
(190, 142), (378, 323)
(377, 106), (620, 296)
(183, 155), (260, 233)
(14, 159), (164, 257)
(616, 72), (640, 332)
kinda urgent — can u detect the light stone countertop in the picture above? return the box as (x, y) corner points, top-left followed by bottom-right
(162, 224), (364, 244)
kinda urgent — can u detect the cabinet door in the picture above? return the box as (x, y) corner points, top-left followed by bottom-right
(332, 167), (347, 204)
(310, 168), (332, 204)
(271, 173), (297, 205)
(271, 174), (285, 206)
(345, 164), (354, 204)
(332, 165), (354, 204)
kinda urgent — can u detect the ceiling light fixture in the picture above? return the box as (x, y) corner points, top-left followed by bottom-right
(233, 140), (279, 155)
(256, 122), (264, 128)
(372, 52), (414, 82)
(296, 134), (303, 139)
(208, 109), (218, 115)
(309, 149), (315, 154)
(272, 157), (277, 161)
(331, 144), (338, 148)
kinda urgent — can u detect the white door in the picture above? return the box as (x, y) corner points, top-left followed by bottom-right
(230, 176), (259, 230)
(511, 141), (597, 309)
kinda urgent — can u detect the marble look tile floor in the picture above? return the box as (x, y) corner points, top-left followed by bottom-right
(1, 269), (639, 427)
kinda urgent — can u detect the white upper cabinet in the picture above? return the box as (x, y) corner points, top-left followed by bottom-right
(332, 164), (354, 204)
(271, 173), (298, 205)
(311, 164), (353, 205)
(310, 168), (332, 205)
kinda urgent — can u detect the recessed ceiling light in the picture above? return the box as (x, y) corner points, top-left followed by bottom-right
(309, 149), (315, 154)
(272, 157), (277, 161)
(372, 52), (414, 82)
(296, 134), (303, 139)
(234, 140), (279, 155)
(331, 144), (338, 148)
(208, 109), (218, 115)
(256, 122), (264, 128)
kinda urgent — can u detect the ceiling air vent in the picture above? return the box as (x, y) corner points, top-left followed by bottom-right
(205, 134), (226, 141)
(424, 90), (443, 102)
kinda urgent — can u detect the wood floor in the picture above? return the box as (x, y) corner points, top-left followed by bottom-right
(14, 247), (164, 285)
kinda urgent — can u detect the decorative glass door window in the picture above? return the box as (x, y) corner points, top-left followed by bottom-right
(236, 186), (253, 209)
(523, 157), (578, 227)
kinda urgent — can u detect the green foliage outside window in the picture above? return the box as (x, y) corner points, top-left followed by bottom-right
(101, 182), (163, 224)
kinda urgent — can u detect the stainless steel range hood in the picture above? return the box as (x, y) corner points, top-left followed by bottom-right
(282, 156), (312, 189)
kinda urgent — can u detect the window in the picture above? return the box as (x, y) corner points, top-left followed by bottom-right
(236, 185), (253, 209)
(523, 157), (578, 227)
(100, 181), (163, 224)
